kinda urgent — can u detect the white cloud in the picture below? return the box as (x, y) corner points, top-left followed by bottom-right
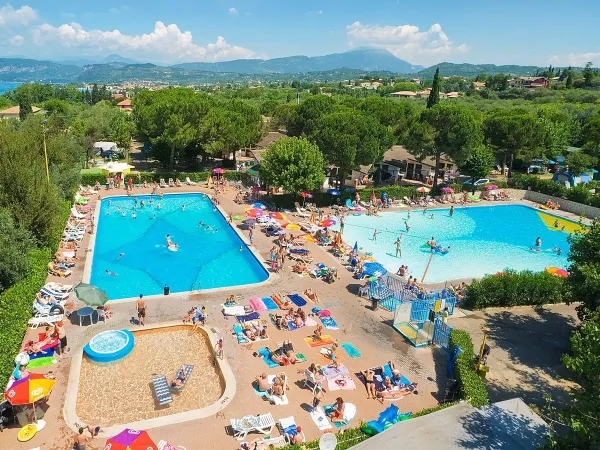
(0, 4), (37, 26)
(9, 33), (23, 44)
(548, 52), (600, 67)
(228, 7), (238, 15)
(31, 21), (257, 63)
(306, 10), (323, 15)
(346, 21), (469, 65)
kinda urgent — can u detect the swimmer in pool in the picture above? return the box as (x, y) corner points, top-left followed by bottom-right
(140, 200), (145, 207)
(405, 220), (410, 232)
(149, 198), (154, 205)
(214, 228), (218, 233)
(553, 246), (562, 256)
(109, 200), (112, 206)
(132, 212), (136, 219)
(122, 211), (126, 217)
(561, 226), (566, 231)
(213, 207), (217, 212)
(198, 221), (204, 228)
(117, 253), (125, 259)
(105, 211), (110, 215)
(553, 220), (559, 228)
(150, 214), (156, 220)
(206, 225), (211, 231)
(157, 203), (161, 209)
(117, 206), (121, 212)
(105, 269), (118, 276)
(182, 205), (185, 211)
(166, 234), (178, 250)
(429, 213), (435, 219)
(240, 246), (243, 252)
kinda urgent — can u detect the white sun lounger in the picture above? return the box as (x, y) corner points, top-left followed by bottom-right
(44, 282), (73, 293)
(279, 416), (306, 444)
(28, 313), (64, 329)
(295, 207), (310, 218)
(185, 177), (196, 186)
(157, 440), (187, 450)
(231, 413), (276, 440)
(240, 435), (287, 449)
(71, 207), (86, 219)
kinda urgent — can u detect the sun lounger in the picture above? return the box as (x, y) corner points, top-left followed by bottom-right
(185, 176), (196, 186)
(160, 178), (167, 188)
(157, 440), (187, 450)
(40, 287), (70, 301)
(28, 313), (64, 329)
(279, 416), (305, 444)
(47, 263), (71, 278)
(170, 364), (194, 392)
(70, 207), (86, 219)
(240, 435), (287, 449)
(230, 413), (276, 440)
(152, 375), (174, 406)
(295, 206), (310, 218)
(44, 282), (73, 293)
(168, 178), (175, 187)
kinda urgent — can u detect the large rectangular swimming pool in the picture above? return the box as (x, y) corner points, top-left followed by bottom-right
(90, 193), (268, 299)
(334, 204), (578, 283)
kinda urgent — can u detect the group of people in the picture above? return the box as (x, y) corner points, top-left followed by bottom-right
(545, 199), (561, 210)
(271, 307), (308, 330)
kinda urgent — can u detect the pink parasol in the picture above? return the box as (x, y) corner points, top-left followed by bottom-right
(442, 187), (454, 193)
(246, 208), (264, 218)
(213, 168), (224, 174)
(485, 184), (498, 190)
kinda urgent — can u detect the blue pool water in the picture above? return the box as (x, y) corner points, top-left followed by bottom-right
(333, 205), (572, 283)
(90, 194), (268, 298)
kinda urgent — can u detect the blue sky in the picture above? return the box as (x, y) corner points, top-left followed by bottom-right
(0, 0), (599, 67)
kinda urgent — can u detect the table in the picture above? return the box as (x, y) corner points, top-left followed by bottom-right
(77, 306), (95, 326)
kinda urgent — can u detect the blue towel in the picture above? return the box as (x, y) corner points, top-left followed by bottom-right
(233, 323), (248, 343)
(382, 364), (411, 386)
(29, 348), (54, 360)
(288, 294), (307, 307)
(236, 312), (260, 322)
(323, 404), (348, 427)
(320, 316), (339, 330)
(341, 342), (361, 358)
(261, 297), (279, 310)
(257, 347), (280, 368)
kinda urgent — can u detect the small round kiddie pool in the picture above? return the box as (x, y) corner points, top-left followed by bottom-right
(84, 329), (134, 363)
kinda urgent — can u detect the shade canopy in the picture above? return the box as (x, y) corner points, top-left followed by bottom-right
(75, 283), (109, 306)
(4, 374), (55, 405)
(104, 429), (157, 450)
(100, 162), (134, 175)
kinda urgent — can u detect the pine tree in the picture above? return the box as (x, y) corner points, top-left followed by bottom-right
(427, 68), (441, 109)
(91, 84), (100, 104)
(566, 73), (574, 89)
(18, 93), (32, 121)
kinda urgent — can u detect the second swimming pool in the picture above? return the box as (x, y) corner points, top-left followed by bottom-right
(333, 204), (576, 283)
(89, 193), (268, 299)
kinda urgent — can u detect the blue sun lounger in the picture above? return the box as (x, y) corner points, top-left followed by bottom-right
(170, 364), (194, 392)
(288, 294), (307, 307)
(151, 375), (173, 406)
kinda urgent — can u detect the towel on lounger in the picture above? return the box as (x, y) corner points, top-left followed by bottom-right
(261, 297), (279, 310)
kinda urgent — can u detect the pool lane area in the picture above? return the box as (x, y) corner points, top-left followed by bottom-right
(89, 193), (269, 299)
(333, 204), (573, 283)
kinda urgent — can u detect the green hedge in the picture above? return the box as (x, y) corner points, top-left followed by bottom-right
(508, 174), (600, 208)
(0, 201), (71, 386)
(80, 170), (247, 187)
(449, 329), (489, 408)
(280, 425), (369, 450)
(462, 270), (569, 310)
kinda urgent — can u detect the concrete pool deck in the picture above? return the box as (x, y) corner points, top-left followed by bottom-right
(3, 184), (585, 450)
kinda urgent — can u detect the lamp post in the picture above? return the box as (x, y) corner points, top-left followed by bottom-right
(41, 120), (49, 185)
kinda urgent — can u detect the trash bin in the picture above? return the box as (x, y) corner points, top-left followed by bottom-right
(371, 297), (379, 311)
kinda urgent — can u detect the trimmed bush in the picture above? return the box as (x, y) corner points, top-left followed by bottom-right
(449, 329), (489, 408)
(508, 174), (567, 197)
(80, 170), (247, 187)
(280, 426), (369, 450)
(462, 270), (569, 310)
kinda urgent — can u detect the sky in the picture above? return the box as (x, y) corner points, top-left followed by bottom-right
(0, 0), (599, 67)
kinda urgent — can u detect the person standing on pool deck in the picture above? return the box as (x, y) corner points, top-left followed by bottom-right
(137, 294), (146, 326)
(395, 235), (403, 257)
(449, 206), (454, 217)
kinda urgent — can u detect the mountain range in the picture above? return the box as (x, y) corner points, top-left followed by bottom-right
(0, 48), (547, 85)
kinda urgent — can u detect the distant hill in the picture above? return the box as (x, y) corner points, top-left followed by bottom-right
(0, 58), (81, 82)
(416, 62), (543, 78)
(174, 48), (423, 74)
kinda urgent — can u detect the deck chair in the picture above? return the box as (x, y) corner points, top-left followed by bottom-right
(230, 413), (275, 440)
(157, 440), (187, 450)
(40, 287), (70, 301)
(185, 177), (196, 186)
(170, 364), (194, 392)
(303, 369), (324, 393)
(28, 313), (64, 329)
(160, 178), (167, 188)
(44, 282), (73, 293)
(241, 435), (287, 449)
(71, 207), (86, 219)
(168, 178), (175, 187)
(152, 375), (174, 406)
(48, 263), (71, 278)
(279, 416), (306, 444)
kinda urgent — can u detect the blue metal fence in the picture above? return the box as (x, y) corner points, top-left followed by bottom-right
(433, 318), (453, 351)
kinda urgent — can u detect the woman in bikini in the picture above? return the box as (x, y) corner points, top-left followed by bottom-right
(328, 397), (345, 422)
(362, 368), (377, 399)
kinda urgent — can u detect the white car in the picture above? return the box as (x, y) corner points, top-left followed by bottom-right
(463, 178), (490, 186)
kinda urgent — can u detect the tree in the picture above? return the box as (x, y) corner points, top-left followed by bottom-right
(109, 112), (133, 153)
(459, 146), (495, 188)
(427, 68), (441, 108)
(314, 109), (393, 185)
(405, 102), (483, 188)
(565, 150), (596, 176)
(583, 61), (594, 87)
(581, 113), (600, 159)
(287, 95), (336, 139)
(566, 73), (573, 89)
(18, 93), (32, 121)
(261, 137), (325, 193)
(567, 218), (600, 320)
(484, 108), (543, 176)
(0, 207), (33, 292)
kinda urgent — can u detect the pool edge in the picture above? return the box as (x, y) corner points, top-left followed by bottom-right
(63, 321), (237, 437)
(81, 191), (274, 300)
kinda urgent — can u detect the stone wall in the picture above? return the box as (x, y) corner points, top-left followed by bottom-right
(524, 190), (600, 219)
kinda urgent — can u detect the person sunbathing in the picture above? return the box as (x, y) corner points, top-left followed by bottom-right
(170, 368), (186, 388)
(293, 262), (308, 273)
(279, 298), (294, 311)
(244, 328), (257, 341)
(224, 295), (237, 307)
(362, 368), (377, 399)
(26, 340), (43, 354)
(327, 397), (345, 422)
(270, 314), (288, 330)
(312, 325), (323, 341)
(255, 373), (270, 392)
(280, 341), (297, 364)
(270, 379), (285, 400)
(375, 383), (418, 403)
(297, 308), (307, 323)
(304, 289), (319, 302)
(294, 313), (304, 328)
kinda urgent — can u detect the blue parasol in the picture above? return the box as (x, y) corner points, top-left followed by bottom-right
(362, 262), (387, 277)
(327, 189), (341, 196)
(353, 241), (358, 253)
(252, 202), (266, 209)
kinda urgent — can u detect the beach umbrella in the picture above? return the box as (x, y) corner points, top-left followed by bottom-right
(104, 428), (158, 450)
(485, 184), (498, 190)
(252, 202), (266, 210)
(362, 262), (388, 277)
(4, 374), (55, 406)
(353, 241), (359, 254)
(212, 168), (224, 174)
(319, 218), (336, 227)
(269, 212), (287, 220)
(282, 223), (300, 230)
(246, 208), (264, 218)
(299, 191), (312, 205)
(416, 186), (430, 193)
(75, 283), (109, 307)
(300, 234), (316, 243)
(545, 267), (568, 277)
(442, 187), (454, 193)
(327, 189), (340, 196)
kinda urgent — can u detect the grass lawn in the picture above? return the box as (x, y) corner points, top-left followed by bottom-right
(80, 168), (103, 175)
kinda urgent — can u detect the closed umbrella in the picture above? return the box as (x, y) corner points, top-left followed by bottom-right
(75, 283), (109, 307)
(104, 428), (158, 450)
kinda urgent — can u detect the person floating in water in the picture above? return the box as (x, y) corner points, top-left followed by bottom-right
(166, 234), (178, 250)
(182, 205), (186, 211)
(150, 214), (156, 220)
(240, 246), (243, 252)
(149, 197), (154, 205)
(429, 213), (435, 219)
(449, 206), (454, 217)
(121, 211), (126, 217)
(117, 253), (125, 259)
(105, 269), (118, 276)
(429, 237), (437, 250)
(198, 221), (204, 228)
(553, 246), (562, 256)
(205, 225), (212, 231)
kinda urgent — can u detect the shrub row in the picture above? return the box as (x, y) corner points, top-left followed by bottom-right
(508, 174), (600, 208)
(462, 270), (569, 310)
(280, 425), (370, 450)
(449, 329), (489, 408)
(0, 201), (71, 386)
(80, 170), (248, 187)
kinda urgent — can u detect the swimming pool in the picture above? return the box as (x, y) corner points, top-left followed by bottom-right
(89, 193), (268, 299)
(334, 205), (576, 283)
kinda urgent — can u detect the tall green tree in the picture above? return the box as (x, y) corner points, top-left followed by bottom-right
(459, 146), (495, 188)
(565, 150), (596, 176)
(405, 102), (483, 188)
(566, 73), (573, 89)
(0, 208), (33, 292)
(261, 137), (325, 193)
(583, 62), (594, 87)
(287, 95), (336, 139)
(18, 93), (33, 121)
(426, 68), (441, 109)
(483, 108), (543, 175)
(581, 113), (600, 159)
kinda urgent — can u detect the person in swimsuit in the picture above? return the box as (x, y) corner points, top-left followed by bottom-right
(171, 368), (187, 387)
(255, 373), (271, 392)
(137, 294), (146, 326)
(328, 397), (345, 422)
(362, 368), (376, 399)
